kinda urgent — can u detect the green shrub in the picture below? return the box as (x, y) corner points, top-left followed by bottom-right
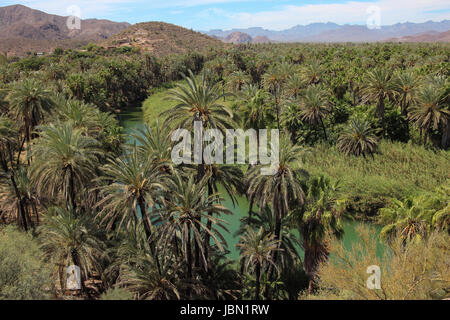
(0, 226), (53, 300)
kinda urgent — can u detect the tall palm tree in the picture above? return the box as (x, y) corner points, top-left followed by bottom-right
(39, 206), (106, 294)
(236, 226), (281, 299)
(6, 78), (54, 149)
(238, 206), (300, 269)
(285, 74), (305, 99)
(262, 67), (285, 130)
(56, 98), (100, 136)
(163, 69), (234, 180)
(393, 71), (420, 117)
(408, 84), (449, 145)
(95, 146), (167, 244)
(379, 198), (430, 242)
(237, 84), (267, 131)
(30, 122), (102, 211)
(301, 60), (323, 86)
(0, 115), (17, 171)
(118, 250), (180, 300)
(203, 164), (243, 262)
(380, 186), (449, 242)
(156, 174), (231, 291)
(0, 166), (39, 230)
(360, 68), (395, 135)
(226, 70), (250, 93)
(130, 122), (173, 172)
(337, 118), (379, 157)
(299, 84), (332, 141)
(164, 69), (233, 133)
(291, 175), (344, 294)
(246, 135), (307, 281)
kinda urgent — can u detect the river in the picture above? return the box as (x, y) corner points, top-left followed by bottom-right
(118, 105), (383, 260)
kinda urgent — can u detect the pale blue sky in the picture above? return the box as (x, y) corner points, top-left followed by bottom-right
(1, 0), (449, 30)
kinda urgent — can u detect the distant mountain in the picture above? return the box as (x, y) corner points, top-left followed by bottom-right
(205, 20), (450, 43)
(103, 22), (224, 57)
(387, 30), (450, 42)
(0, 4), (129, 55)
(224, 32), (252, 44)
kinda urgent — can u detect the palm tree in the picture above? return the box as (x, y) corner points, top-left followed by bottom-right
(291, 175), (344, 294)
(130, 122), (173, 172)
(238, 206), (300, 269)
(262, 67), (285, 130)
(39, 206), (106, 294)
(56, 98), (100, 136)
(30, 122), (102, 211)
(408, 84), (449, 145)
(393, 71), (420, 117)
(379, 198), (429, 242)
(285, 74), (305, 99)
(156, 174), (231, 291)
(380, 187), (449, 242)
(203, 164), (243, 262)
(337, 118), (378, 157)
(237, 84), (267, 131)
(360, 68), (395, 135)
(0, 166), (39, 230)
(299, 85), (332, 141)
(246, 135), (307, 281)
(164, 69), (233, 132)
(119, 251), (180, 300)
(95, 146), (167, 245)
(0, 115), (17, 171)
(163, 69), (234, 180)
(236, 226), (281, 299)
(301, 60), (323, 85)
(226, 70), (250, 92)
(0, 115), (30, 228)
(6, 78), (54, 149)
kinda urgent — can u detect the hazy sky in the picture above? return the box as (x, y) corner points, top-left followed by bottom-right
(1, 0), (450, 30)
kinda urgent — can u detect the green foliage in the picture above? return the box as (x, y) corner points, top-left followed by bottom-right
(0, 226), (53, 300)
(304, 141), (450, 217)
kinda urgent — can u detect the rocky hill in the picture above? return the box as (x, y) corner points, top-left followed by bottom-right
(0, 4), (129, 56)
(103, 22), (224, 56)
(224, 32), (252, 44)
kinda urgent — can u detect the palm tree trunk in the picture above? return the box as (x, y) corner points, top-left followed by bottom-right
(10, 171), (28, 231)
(255, 263), (261, 300)
(274, 90), (280, 130)
(377, 97), (385, 137)
(320, 118), (328, 141)
(68, 166), (77, 213)
(138, 198), (162, 275)
(265, 192), (282, 299)
(186, 227), (193, 298)
(203, 183), (213, 266)
(441, 121), (450, 149)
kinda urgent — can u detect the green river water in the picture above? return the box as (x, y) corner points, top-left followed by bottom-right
(118, 106), (383, 261)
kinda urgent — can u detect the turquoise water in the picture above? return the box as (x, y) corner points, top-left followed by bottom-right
(118, 106), (384, 260)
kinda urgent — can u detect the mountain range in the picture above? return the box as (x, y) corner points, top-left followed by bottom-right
(206, 20), (450, 43)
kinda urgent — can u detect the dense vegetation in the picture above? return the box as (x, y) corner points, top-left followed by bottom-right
(0, 42), (448, 300)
